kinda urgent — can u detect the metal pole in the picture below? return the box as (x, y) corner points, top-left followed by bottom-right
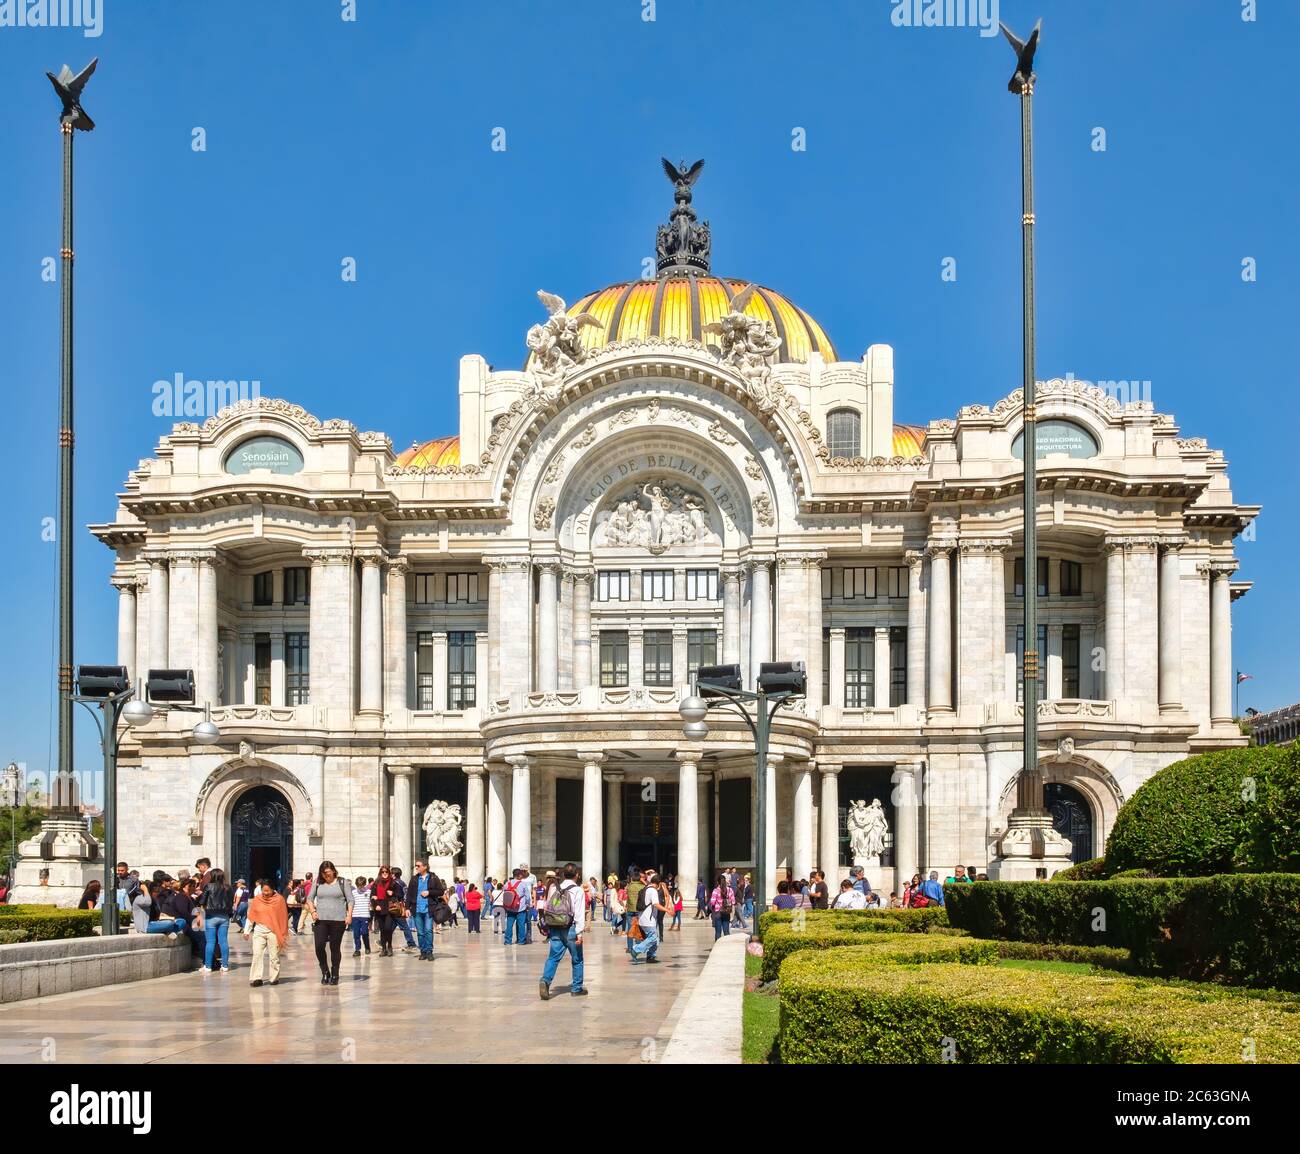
(100, 698), (118, 935)
(753, 690), (769, 932)
(1016, 79), (1043, 816)
(56, 119), (76, 801)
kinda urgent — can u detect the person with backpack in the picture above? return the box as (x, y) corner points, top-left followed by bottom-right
(538, 862), (588, 1000)
(305, 861), (353, 984)
(501, 868), (530, 945)
(490, 878), (507, 935)
(623, 866), (644, 955)
(629, 872), (667, 964)
(709, 872), (735, 941)
(604, 877), (624, 934)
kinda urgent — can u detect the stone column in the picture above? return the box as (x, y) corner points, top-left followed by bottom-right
(390, 765), (416, 872)
(486, 764), (509, 881)
(989, 543), (1007, 702)
(675, 752), (700, 901)
(537, 561), (560, 693)
(628, 627), (644, 689)
(558, 571), (574, 691)
(873, 626), (891, 709)
(926, 541), (955, 712)
(134, 575), (150, 692)
(1104, 540), (1126, 703)
(270, 633), (286, 706)
(508, 754), (532, 870)
(1209, 561), (1236, 726)
(905, 551), (927, 709)
(384, 557), (409, 715)
(239, 633), (255, 704)
(721, 564), (744, 667)
(305, 546), (355, 713)
(579, 752), (605, 883)
(763, 753), (780, 905)
(604, 771), (624, 874)
(828, 628), (846, 708)
(791, 760), (814, 881)
(432, 632), (448, 710)
(148, 556), (169, 673)
(891, 763), (920, 897)
(819, 764), (841, 877)
(494, 558), (532, 699)
(167, 553), (199, 680)
(672, 627), (688, 689)
(485, 561), (501, 703)
(571, 568), (593, 691)
(807, 557), (825, 709)
(1046, 624), (1064, 701)
(1122, 539), (1160, 706)
(463, 766), (486, 885)
(196, 552), (220, 707)
(113, 578), (137, 686)
(1158, 541), (1184, 711)
(358, 554), (384, 716)
(750, 558), (772, 677)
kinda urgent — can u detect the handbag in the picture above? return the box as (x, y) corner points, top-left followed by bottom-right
(628, 918), (645, 941)
(388, 899), (405, 917)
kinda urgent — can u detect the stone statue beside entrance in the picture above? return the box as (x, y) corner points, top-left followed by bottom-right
(847, 798), (888, 869)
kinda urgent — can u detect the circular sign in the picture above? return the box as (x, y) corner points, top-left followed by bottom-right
(1012, 419), (1098, 461)
(223, 435), (304, 475)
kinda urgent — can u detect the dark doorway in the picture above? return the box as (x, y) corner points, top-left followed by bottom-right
(230, 785), (293, 892)
(1045, 782), (1094, 864)
(618, 780), (678, 879)
(836, 768), (896, 872)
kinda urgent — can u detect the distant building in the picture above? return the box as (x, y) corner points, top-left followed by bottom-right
(1248, 704), (1300, 746)
(0, 762), (23, 808)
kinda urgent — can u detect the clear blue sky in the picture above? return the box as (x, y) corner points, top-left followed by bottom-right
(1, 0), (1295, 792)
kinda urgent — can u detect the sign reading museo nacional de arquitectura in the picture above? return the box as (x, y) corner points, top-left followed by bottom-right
(85, 161), (1258, 907)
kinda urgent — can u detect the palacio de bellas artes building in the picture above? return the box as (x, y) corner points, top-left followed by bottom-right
(92, 161), (1257, 899)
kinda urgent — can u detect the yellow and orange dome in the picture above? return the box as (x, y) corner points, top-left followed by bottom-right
(526, 276), (837, 369)
(891, 423), (926, 458)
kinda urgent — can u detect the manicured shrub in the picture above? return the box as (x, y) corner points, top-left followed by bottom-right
(0, 908), (98, 941)
(761, 925), (991, 983)
(778, 958), (1300, 1064)
(945, 874), (1300, 990)
(1105, 744), (1300, 876)
(994, 940), (1135, 972)
(757, 906), (947, 941)
(1050, 857), (1108, 881)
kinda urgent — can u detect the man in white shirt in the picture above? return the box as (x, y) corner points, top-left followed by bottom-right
(538, 863), (587, 999)
(630, 872), (667, 963)
(831, 879), (868, 909)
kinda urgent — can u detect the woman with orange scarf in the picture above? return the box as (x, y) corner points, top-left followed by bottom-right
(243, 879), (290, 987)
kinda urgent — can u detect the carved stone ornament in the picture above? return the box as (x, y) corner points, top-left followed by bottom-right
(702, 284), (782, 411)
(571, 422), (597, 448)
(752, 491), (775, 528)
(542, 454), (565, 485)
(591, 479), (721, 548)
(533, 496), (556, 531)
(744, 454), (763, 480)
(525, 290), (601, 395)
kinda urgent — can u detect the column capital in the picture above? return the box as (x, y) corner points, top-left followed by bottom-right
(110, 574), (138, 592)
(566, 565), (595, 586)
(602, 769), (625, 783)
(925, 537), (958, 558)
(167, 547), (223, 567)
(486, 760), (511, 778)
(788, 758), (814, 776)
(535, 558), (563, 577)
(765, 753), (783, 769)
(1103, 533), (1162, 553)
(776, 551), (827, 569)
(958, 535), (1012, 554)
(747, 553), (776, 567)
(462, 764), (486, 778)
(674, 750), (700, 765)
(505, 753), (533, 770)
(828, 626), (847, 638)
(817, 761), (843, 775)
(356, 549), (386, 568)
(386, 763), (417, 778)
(1161, 536), (1189, 554)
(1206, 559), (1239, 578)
(302, 545), (353, 566)
(720, 563), (748, 582)
(904, 549), (925, 571)
(576, 751), (606, 767)
(386, 554), (411, 576)
(486, 554), (532, 574)
(874, 625), (890, 637)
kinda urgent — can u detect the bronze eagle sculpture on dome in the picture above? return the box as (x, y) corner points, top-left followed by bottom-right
(662, 157), (704, 202)
(46, 57), (98, 130)
(1000, 19), (1041, 94)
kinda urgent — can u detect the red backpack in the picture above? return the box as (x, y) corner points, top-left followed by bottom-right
(502, 879), (522, 912)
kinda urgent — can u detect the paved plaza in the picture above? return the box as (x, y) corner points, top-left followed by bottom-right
(0, 918), (722, 1064)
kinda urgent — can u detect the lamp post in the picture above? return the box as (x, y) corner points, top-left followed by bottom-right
(74, 666), (220, 934)
(678, 661), (806, 934)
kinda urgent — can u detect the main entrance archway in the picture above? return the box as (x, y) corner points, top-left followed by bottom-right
(229, 785), (293, 891)
(1044, 782), (1094, 864)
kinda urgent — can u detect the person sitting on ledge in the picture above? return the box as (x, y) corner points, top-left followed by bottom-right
(131, 880), (185, 937)
(830, 878), (867, 910)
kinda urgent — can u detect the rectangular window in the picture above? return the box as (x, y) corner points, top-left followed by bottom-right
(1060, 560), (1083, 597)
(285, 632), (309, 705)
(642, 569), (674, 602)
(253, 571), (273, 606)
(448, 631), (476, 710)
(643, 630), (674, 686)
(884, 567), (908, 599)
(686, 629), (717, 680)
(822, 627), (830, 704)
(718, 777), (752, 862)
(1062, 624), (1081, 698)
(416, 632), (435, 710)
(600, 631), (629, 687)
(889, 626), (907, 707)
(254, 633), (271, 706)
(842, 567), (876, 600)
(284, 567), (310, 606)
(1016, 624), (1047, 703)
(446, 572), (479, 603)
(821, 567), (832, 600)
(597, 570), (631, 602)
(684, 569), (718, 601)
(414, 574), (435, 605)
(844, 627), (874, 708)
(1013, 557), (1050, 598)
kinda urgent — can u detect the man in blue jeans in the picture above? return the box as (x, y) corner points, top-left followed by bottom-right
(503, 869), (530, 944)
(410, 861), (436, 959)
(538, 862), (587, 1000)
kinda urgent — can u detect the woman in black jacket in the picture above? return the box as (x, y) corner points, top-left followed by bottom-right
(198, 869), (234, 973)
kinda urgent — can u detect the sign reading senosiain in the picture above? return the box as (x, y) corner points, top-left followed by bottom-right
(223, 436), (304, 475)
(1011, 419), (1099, 461)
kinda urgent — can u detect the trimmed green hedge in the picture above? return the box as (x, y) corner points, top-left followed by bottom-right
(761, 925), (991, 983)
(946, 874), (1300, 990)
(779, 957), (1300, 1064)
(1106, 744), (1300, 875)
(0, 908), (98, 941)
(1050, 857), (1108, 881)
(994, 940), (1135, 972)
(757, 906), (947, 941)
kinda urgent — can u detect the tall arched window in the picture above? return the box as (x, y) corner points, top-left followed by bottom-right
(826, 408), (861, 458)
